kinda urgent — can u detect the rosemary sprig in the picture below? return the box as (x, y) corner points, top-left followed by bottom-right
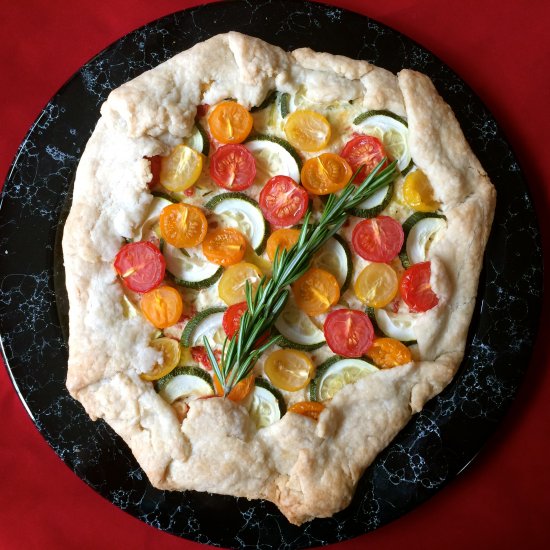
(204, 159), (397, 395)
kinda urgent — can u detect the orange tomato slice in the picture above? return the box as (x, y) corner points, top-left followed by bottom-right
(214, 374), (255, 401)
(265, 228), (301, 261)
(264, 349), (315, 391)
(301, 153), (352, 195)
(140, 286), (183, 329)
(402, 170), (439, 212)
(284, 110), (331, 152)
(292, 267), (340, 316)
(202, 227), (247, 266)
(288, 401), (325, 421)
(159, 203), (208, 248)
(208, 101), (253, 144)
(365, 337), (412, 368)
(354, 263), (398, 308)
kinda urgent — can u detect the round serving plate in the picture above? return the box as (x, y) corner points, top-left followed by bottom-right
(0, 1), (542, 548)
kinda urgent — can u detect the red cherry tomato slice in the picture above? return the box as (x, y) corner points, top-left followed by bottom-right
(324, 309), (374, 358)
(259, 175), (309, 227)
(340, 135), (387, 183)
(352, 216), (404, 263)
(400, 261), (439, 313)
(191, 346), (222, 371)
(209, 144), (256, 190)
(147, 156), (161, 189)
(223, 302), (248, 339)
(222, 301), (269, 346)
(114, 241), (165, 293)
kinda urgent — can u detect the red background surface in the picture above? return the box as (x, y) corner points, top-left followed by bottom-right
(1, 1), (549, 548)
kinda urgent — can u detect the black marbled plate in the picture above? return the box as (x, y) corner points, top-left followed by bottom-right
(0, 1), (542, 548)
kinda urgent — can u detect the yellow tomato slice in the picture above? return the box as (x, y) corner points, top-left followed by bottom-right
(160, 144), (203, 192)
(208, 101), (253, 144)
(214, 374), (255, 402)
(218, 262), (263, 305)
(140, 337), (181, 381)
(288, 401), (325, 421)
(354, 263), (398, 308)
(140, 286), (183, 329)
(402, 169), (440, 212)
(292, 267), (340, 316)
(301, 153), (352, 195)
(202, 227), (247, 266)
(366, 337), (412, 368)
(265, 228), (301, 261)
(159, 203), (208, 248)
(264, 349), (315, 391)
(284, 110), (331, 152)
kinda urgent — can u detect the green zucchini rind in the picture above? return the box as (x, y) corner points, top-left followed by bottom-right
(180, 307), (227, 348)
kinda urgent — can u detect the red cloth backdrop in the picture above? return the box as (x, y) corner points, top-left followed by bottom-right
(1, 1), (549, 548)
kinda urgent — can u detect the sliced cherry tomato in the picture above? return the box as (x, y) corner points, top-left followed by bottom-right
(140, 337), (181, 381)
(354, 263), (398, 308)
(196, 104), (210, 118)
(265, 228), (301, 261)
(214, 374), (255, 401)
(160, 144), (203, 192)
(366, 338), (412, 369)
(210, 144), (256, 190)
(159, 203), (208, 248)
(352, 216), (404, 263)
(147, 156), (161, 189)
(400, 261), (439, 312)
(300, 153), (352, 195)
(208, 101), (253, 144)
(114, 241), (165, 293)
(288, 401), (325, 421)
(218, 262), (263, 305)
(191, 346), (221, 371)
(402, 169), (440, 212)
(259, 175), (308, 227)
(340, 135), (387, 183)
(202, 227), (246, 266)
(264, 349), (315, 391)
(222, 301), (269, 347)
(324, 309), (374, 358)
(223, 302), (248, 339)
(284, 110), (331, 152)
(292, 268), (340, 316)
(140, 286), (184, 329)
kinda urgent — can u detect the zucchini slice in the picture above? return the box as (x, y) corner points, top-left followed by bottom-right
(400, 212), (447, 268)
(311, 233), (353, 293)
(249, 378), (286, 429)
(133, 195), (175, 242)
(309, 356), (378, 401)
(184, 122), (210, 156)
(278, 92), (291, 118)
(274, 296), (325, 351)
(251, 90), (278, 112)
(205, 192), (268, 254)
(353, 110), (412, 174)
(155, 366), (214, 403)
(180, 307), (227, 348)
(349, 182), (393, 219)
(162, 242), (223, 289)
(245, 134), (302, 183)
(367, 306), (417, 343)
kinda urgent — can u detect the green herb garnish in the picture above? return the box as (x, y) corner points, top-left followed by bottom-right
(204, 160), (397, 395)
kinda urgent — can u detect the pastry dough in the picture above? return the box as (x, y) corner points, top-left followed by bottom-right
(63, 32), (495, 525)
